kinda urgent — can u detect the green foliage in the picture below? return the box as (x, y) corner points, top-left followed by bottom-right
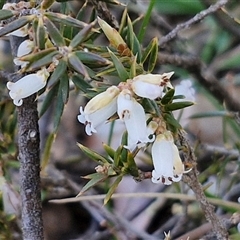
(0, 15), (34, 37)
(0, 9), (13, 20)
(3, 2), (239, 237)
(155, 0), (203, 15)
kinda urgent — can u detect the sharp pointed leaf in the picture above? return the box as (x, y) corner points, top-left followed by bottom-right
(161, 88), (175, 105)
(37, 17), (46, 50)
(164, 101), (194, 111)
(74, 50), (111, 67)
(127, 15), (141, 62)
(44, 12), (88, 29)
(53, 84), (65, 131)
(59, 72), (69, 104)
(70, 21), (95, 49)
(71, 74), (92, 93)
(0, 15), (34, 37)
(104, 175), (123, 205)
(47, 59), (67, 89)
(77, 143), (112, 164)
(78, 173), (108, 195)
(141, 37), (158, 64)
(39, 83), (59, 117)
(107, 48), (129, 81)
(125, 152), (139, 177)
(0, 9), (14, 20)
(68, 53), (90, 79)
(25, 50), (60, 71)
(103, 144), (115, 160)
(41, 133), (56, 170)
(44, 16), (65, 46)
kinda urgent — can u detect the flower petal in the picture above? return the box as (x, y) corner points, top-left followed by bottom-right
(131, 80), (163, 100)
(78, 86), (120, 135)
(131, 73), (174, 99)
(17, 39), (34, 57)
(117, 89), (153, 150)
(151, 134), (174, 177)
(7, 68), (49, 106)
(151, 132), (184, 185)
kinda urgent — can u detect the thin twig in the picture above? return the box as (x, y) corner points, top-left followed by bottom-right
(176, 213), (240, 240)
(88, 200), (159, 240)
(17, 94), (43, 240)
(202, 0), (240, 39)
(159, 0), (229, 46)
(157, 52), (240, 112)
(90, 0), (119, 28)
(179, 131), (229, 239)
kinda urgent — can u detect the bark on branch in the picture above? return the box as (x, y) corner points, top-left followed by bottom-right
(17, 94), (43, 240)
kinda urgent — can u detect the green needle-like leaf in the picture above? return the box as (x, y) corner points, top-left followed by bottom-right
(59, 72), (69, 104)
(53, 84), (65, 131)
(68, 53), (90, 79)
(107, 48), (129, 81)
(44, 12), (88, 29)
(127, 15), (141, 62)
(141, 37), (158, 65)
(0, 9), (14, 20)
(74, 51), (111, 67)
(71, 74), (92, 93)
(125, 152), (139, 177)
(78, 173), (109, 196)
(147, 38), (158, 72)
(0, 15), (34, 37)
(36, 17), (46, 50)
(47, 59), (67, 89)
(104, 175), (123, 205)
(138, 0), (156, 43)
(70, 21), (95, 49)
(44, 16), (65, 46)
(164, 101), (194, 111)
(161, 88), (175, 105)
(41, 133), (56, 170)
(39, 83), (59, 117)
(103, 144), (115, 160)
(77, 143), (112, 164)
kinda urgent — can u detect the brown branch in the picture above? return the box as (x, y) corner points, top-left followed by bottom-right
(159, 0), (229, 47)
(176, 213), (240, 240)
(179, 131), (229, 239)
(202, 0), (240, 39)
(8, 19), (44, 240)
(17, 94), (43, 240)
(157, 52), (240, 112)
(90, 0), (119, 29)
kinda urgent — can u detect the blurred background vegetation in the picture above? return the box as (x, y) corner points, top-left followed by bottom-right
(1, 0), (240, 239)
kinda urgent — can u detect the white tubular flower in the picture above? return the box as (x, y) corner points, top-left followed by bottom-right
(78, 86), (120, 136)
(151, 131), (184, 185)
(117, 89), (154, 150)
(7, 68), (49, 106)
(13, 39), (34, 68)
(16, 39), (34, 57)
(131, 72), (174, 100)
(13, 58), (29, 68)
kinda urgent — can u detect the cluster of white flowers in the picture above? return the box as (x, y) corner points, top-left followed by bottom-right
(2, 3), (49, 106)
(78, 72), (189, 185)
